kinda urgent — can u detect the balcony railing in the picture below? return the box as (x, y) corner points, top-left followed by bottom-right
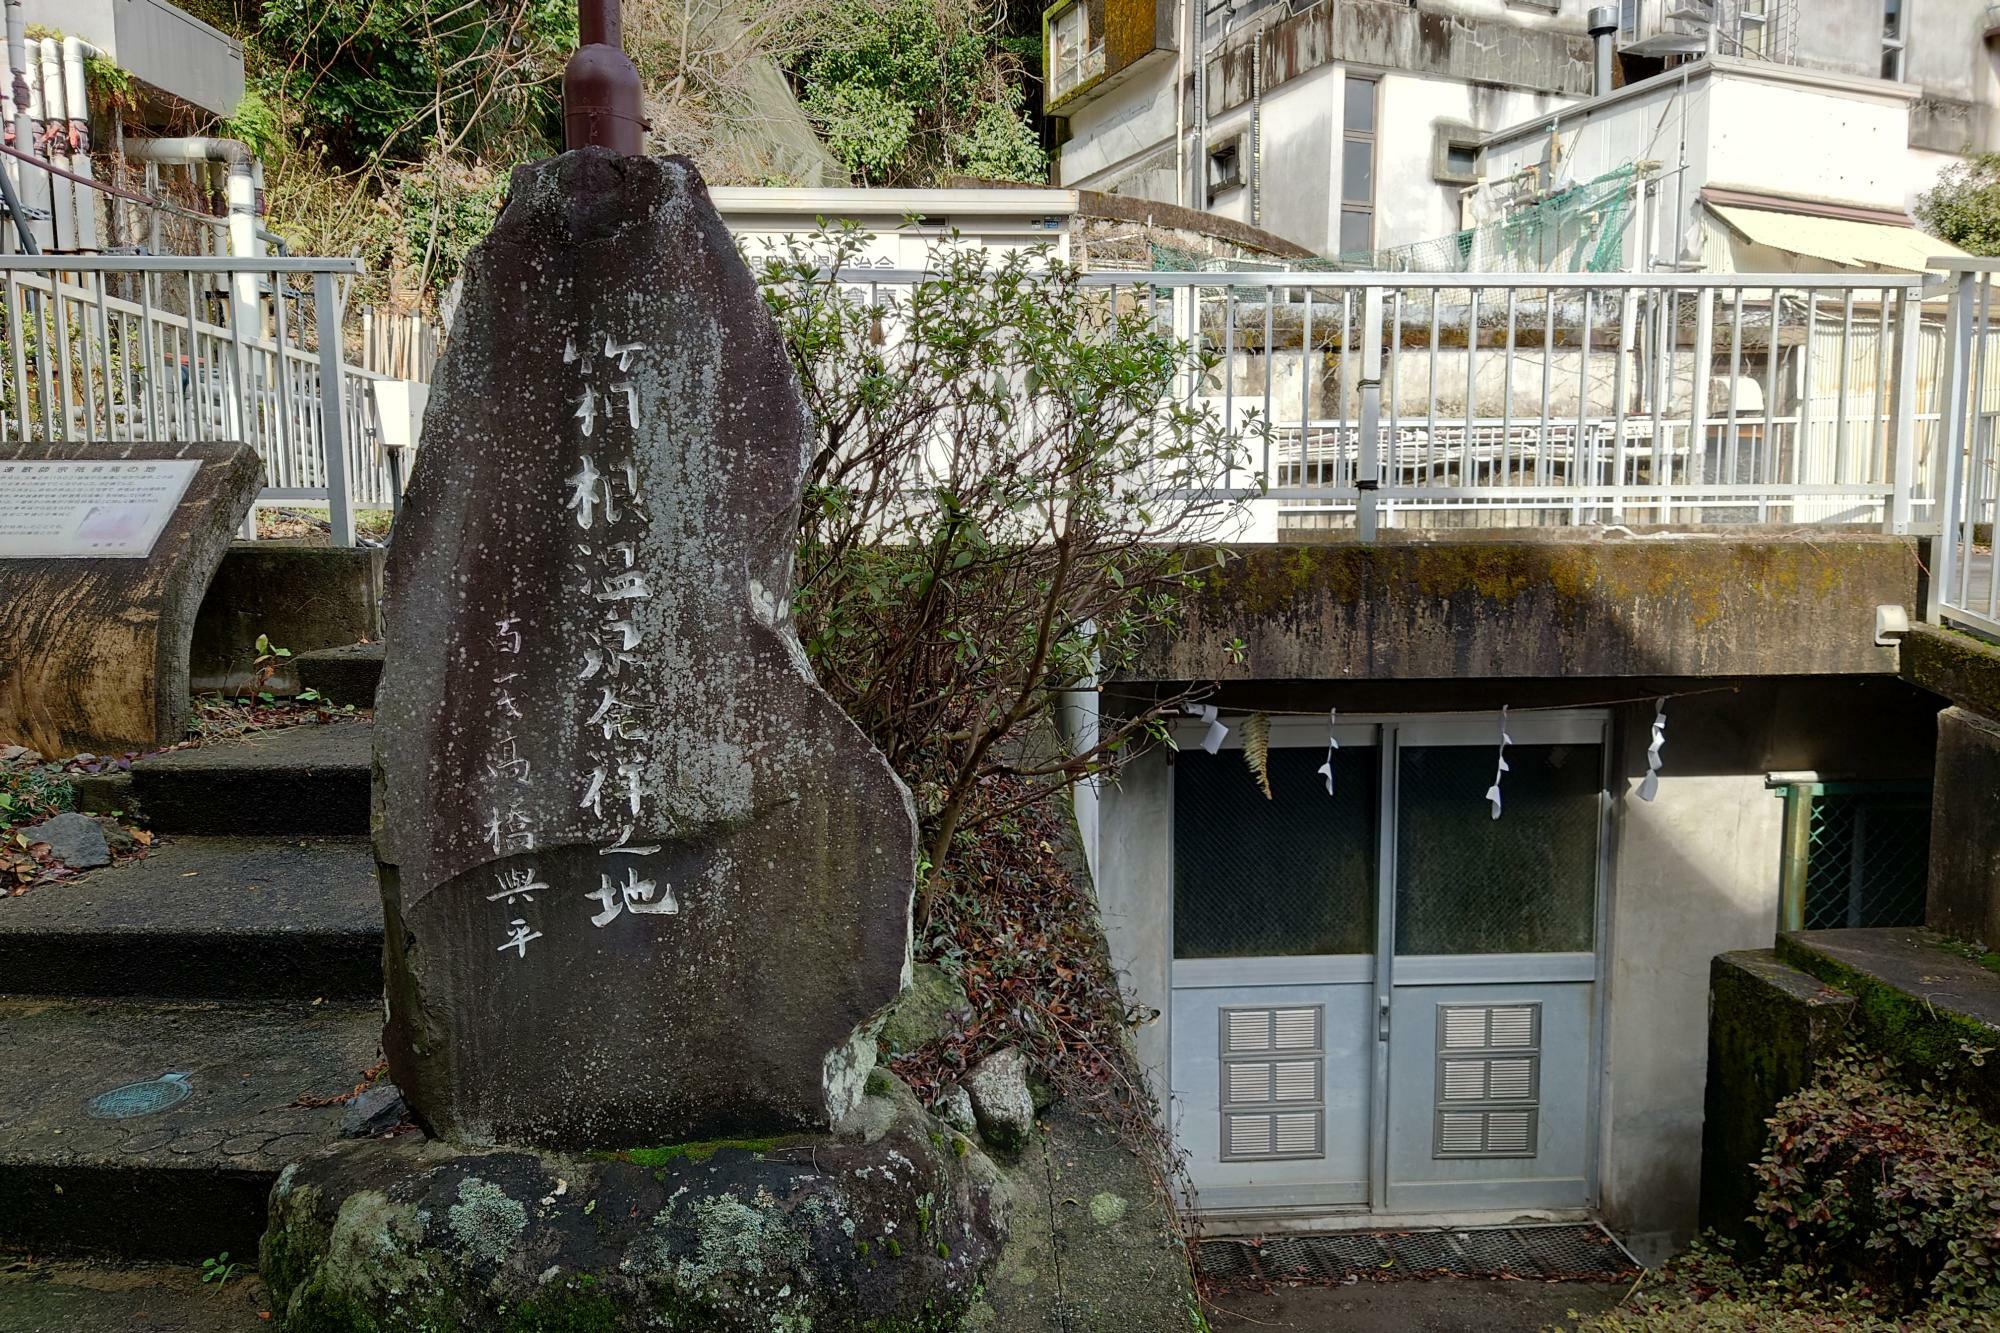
(1927, 258), (2000, 639)
(0, 255), (390, 545)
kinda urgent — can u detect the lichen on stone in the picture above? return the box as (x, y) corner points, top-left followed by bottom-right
(447, 1176), (528, 1267)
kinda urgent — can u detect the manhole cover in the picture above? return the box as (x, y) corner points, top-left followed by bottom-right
(86, 1072), (192, 1119)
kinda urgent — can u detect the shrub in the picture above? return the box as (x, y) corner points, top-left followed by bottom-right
(1918, 153), (2000, 257)
(1751, 1048), (2000, 1314)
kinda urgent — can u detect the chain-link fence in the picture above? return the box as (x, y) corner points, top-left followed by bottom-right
(1783, 782), (1933, 932)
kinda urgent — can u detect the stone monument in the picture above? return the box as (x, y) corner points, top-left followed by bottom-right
(372, 148), (917, 1149)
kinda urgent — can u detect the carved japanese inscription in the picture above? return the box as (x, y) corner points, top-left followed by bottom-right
(373, 149), (916, 1150)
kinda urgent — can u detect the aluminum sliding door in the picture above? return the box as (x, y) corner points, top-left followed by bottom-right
(1167, 711), (1608, 1220)
(1169, 719), (1380, 1214)
(1377, 713), (1606, 1214)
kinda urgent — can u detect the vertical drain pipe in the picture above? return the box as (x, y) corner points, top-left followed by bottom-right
(1189, 0), (1206, 209)
(60, 35), (101, 251)
(4, 0), (40, 252)
(36, 37), (68, 248)
(1588, 6), (1619, 98)
(1250, 39), (1262, 228)
(124, 138), (262, 324)
(20, 36), (48, 250)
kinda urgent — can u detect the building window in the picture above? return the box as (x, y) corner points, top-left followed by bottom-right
(1432, 120), (1482, 187)
(1048, 2), (1104, 101)
(1738, 0), (1768, 58)
(1341, 75), (1378, 257)
(1881, 0), (1905, 80)
(1207, 139), (1243, 203)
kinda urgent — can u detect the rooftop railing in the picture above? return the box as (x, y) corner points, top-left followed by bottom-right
(3, 250), (1995, 644)
(0, 254), (391, 545)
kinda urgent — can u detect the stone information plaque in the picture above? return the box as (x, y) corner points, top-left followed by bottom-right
(0, 443), (261, 755)
(0, 459), (201, 558)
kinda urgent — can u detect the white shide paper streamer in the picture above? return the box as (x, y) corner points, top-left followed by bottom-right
(1199, 704), (1229, 755)
(1638, 696), (1667, 802)
(1485, 705), (1513, 820)
(1316, 708), (1340, 797)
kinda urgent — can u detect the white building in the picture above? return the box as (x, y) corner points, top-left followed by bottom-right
(1045, 0), (2000, 265)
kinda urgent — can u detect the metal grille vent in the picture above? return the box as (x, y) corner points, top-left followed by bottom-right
(1434, 1002), (1542, 1160)
(1220, 1005), (1325, 1162)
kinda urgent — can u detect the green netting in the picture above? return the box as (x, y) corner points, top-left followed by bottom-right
(1152, 165), (1642, 275)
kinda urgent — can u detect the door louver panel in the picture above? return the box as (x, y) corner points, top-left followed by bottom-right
(1220, 1006), (1326, 1162)
(1433, 1003), (1542, 1159)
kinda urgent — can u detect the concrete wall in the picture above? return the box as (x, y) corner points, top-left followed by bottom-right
(1093, 747), (1174, 1095)
(1605, 769), (1781, 1262)
(1059, 72), (1180, 193)
(1706, 71), (1915, 208)
(188, 544), (385, 694)
(1142, 538), (1923, 685)
(1926, 706), (2000, 949)
(1600, 679), (1939, 1260)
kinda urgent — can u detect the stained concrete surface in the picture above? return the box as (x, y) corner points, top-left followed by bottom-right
(0, 996), (380, 1259)
(1205, 1277), (1631, 1331)
(0, 837), (381, 1001)
(0, 1255), (269, 1332)
(130, 721), (371, 837)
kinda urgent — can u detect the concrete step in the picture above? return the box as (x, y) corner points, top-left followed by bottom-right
(293, 642), (382, 707)
(0, 996), (381, 1261)
(0, 838), (381, 1003)
(130, 721), (372, 837)
(1776, 926), (2000, 1118)
(0, 1254), (272, 1331)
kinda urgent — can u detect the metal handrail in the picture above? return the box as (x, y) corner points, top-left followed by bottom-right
(0, 255), (364, 274)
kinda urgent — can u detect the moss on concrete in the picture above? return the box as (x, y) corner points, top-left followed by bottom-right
(1149, 537), (1915, 683)
(607, 1137), (797, 1168)
(1698, 950), (1855, 1249)
(1901, 623), (2000, 722)
(1776, 931), (2000, 1120)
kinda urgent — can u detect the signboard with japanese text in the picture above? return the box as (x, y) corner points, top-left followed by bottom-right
(0, 459), (201, 559)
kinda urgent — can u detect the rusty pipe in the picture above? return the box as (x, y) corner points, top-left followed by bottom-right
(564, 0), (646, 154)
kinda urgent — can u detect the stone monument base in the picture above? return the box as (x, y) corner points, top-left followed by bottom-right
(261, 1075), (1007, 1332)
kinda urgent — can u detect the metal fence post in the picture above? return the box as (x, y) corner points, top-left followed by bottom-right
(1929, 269), (1976, 623)
(1886, 285), (1919, 535)
(1356, 285), (1384, 540)
(313, 269), (355, 547)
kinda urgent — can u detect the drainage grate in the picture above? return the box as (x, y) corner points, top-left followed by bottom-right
(1516, 1223), (1638, 1279)
(1197, 1224), (1638, 1287)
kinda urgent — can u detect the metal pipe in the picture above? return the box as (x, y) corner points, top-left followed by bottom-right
(126, 137), (263, 355)
(1188, 0), (1205, 208)
(60, 35), (101, 250)
(37, 38), (70, 248)
(19, 38), (47, 249)
(2, 0), (36, 252)
(564, 0), (646, 153)
(1588, 6), (1619, 98)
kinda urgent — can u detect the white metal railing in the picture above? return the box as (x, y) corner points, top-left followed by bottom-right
(1928, 258), (2000, 639)
(0, 255), (390, 545)
(819, 268), (1941, 541)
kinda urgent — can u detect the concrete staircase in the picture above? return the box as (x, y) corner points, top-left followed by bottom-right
(0, 719), (383, 1267)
